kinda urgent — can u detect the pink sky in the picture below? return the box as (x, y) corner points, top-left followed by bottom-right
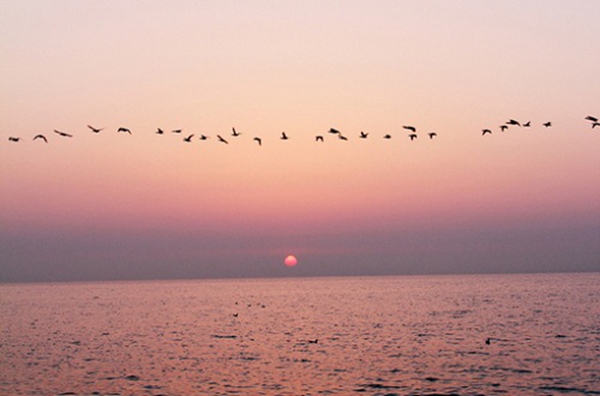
(1, 1), (599, 282)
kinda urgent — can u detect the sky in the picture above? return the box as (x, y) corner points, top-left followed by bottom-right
(1, 0), (599, 283)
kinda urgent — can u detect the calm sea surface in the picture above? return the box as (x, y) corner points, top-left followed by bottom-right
(1, 273), (599, 396)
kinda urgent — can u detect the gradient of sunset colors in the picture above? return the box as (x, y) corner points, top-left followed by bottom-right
(1, 1), (599, 282)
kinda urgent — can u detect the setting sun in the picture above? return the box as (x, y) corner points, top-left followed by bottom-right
(284, 255), (298, 267)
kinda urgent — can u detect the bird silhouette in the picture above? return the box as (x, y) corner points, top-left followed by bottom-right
(117, 127), (131, 134)
(408, 134), (417, 141)
(592, 122), (600, 129)
(217, 135), (228, 144)
(54, 130), (73, 138)
(506, 119), (521, 126)
(280, 132), (289, 140)
(315, 135), (324, 142)
(8, 137), (21, 142)
(87, 125), (103, 133)
(253, 137), (262, 146)
(523, 121), (531, 127)
(328, 128), (340, 135)
(500, 125), (508, 132)
(33, 134), (48, 143)
(428, 132), (437, 139)
(232, 127), (241, 137)
(338, 134), (348, 141)
(359, 131), (368, 139)
(403, 126), (416, 133)
(183, 134), (194, 142)
(383, 134), (392, 139)
(156, 128), (164, 135)
(543, 122), (552, 127)
(585, 116), (598, 122)
(199, 134), (209, 140)
(172, 129), (182, 134)
(482, 129), (492, 136)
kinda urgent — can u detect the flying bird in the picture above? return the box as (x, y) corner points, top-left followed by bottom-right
(500, 125), (508, 132)
(33, 134), (48, 143)
(217, 135), (228, 144)
(199, 134), (209, 140)
(54, 129), (73, 137)
(8, 137), (21, 142)
(280, 132), (289, 140)
(172, 129), (182, 134)
(156, 128), (164, 135)
(328, 128), (340, 135)
(523, 121), (531, 127)
(403, 126), (416, 133)
(482, 129), (492, 136)
(506, 119), (521, 126)
(87, 125), (103, 133)
(543, 122), (552, 127)
(359, 131), (369, 139)
(428, 132), (437, 139)
(183, 134), (194, 142)
(585, 116), (598, 122)
(338, 134), (348, 141)
(383, 134), (392, 139)
(232, 127), (241, 137)
(592, 122), (600, 129)
(253, 137), (262, 146)
(408, 134), (417, 141)
(315, 135), (324, 142)
(117, 127), (131, 134)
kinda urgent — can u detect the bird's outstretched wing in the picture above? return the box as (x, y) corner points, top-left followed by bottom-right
(54, 130), (73, 137)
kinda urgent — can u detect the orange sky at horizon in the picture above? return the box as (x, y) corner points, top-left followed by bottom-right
(3, 122), (597, 233)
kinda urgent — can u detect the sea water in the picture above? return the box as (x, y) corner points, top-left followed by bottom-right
(1, 273), (599, 395)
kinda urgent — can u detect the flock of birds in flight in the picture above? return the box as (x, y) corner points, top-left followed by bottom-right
(481, 116), (597, 135)
(5, 116), (599, 144)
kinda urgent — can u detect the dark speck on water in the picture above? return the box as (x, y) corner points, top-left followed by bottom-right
(1, 273), (599, 395)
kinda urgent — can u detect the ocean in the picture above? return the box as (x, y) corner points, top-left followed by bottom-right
(1, 273), (598, 395)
